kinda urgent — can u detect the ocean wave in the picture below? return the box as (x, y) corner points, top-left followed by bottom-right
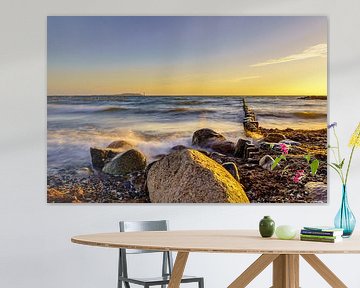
(174, 100), (205, 105)
(93, 106), (128, 113)
(292, 112), (327, 119)
(258, 111), (326, 119)
(130, 107), (217, 116)
(166, 108), (216, 114)
(47, 128), (193, 172)
(48, 104), (128, 114)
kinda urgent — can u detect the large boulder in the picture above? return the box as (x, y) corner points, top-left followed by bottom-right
(209, 140), (235, 155)
(222, 162), (240, 182)
(102, 149), (147, 175)
(304, 182), (327, 203)
(147, 149), (249, 203)
(304, 182), (327, 195)
(90, 147), (121, 169)
(192, 128), (234, 155)
(169, 145), (188, 153)
(107, 140), (133, 149)
(259, 155), (275, 171)
(192, 128), (226, 147)
(234, 138), (251, 158)
(262, 133), (286, 143)
(279, 139), (301, 146)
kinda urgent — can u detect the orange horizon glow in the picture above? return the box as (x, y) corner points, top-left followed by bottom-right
(48, 17), (327, 96)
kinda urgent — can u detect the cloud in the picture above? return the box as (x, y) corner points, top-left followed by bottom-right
(251, 43), (327, 67)
(222, 75), (260, 83)
(234, 75), (261, 81)
(208, 75), (261, 84)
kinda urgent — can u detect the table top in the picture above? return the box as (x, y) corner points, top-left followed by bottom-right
(71, 230), (360, 254)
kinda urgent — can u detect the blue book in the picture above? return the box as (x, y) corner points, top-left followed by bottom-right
(302, 226), (343, 237)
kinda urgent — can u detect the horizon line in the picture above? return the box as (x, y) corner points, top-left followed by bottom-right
(47, 94), (327, 97)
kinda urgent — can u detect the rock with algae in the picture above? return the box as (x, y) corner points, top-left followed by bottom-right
(147, 149), (249, 203)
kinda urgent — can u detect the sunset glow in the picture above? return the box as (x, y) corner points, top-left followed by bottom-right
(48, 16), (327, 96)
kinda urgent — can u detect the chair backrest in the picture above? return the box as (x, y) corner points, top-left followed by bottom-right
(118, 220), (173, 282)
(119, 220), (169, 254)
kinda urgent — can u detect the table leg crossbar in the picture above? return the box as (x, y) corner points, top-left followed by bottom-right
(227, 254), (347, 288)
(301, 254), (347, 288)
(167, 252), (348, 288)
(228, 254), (279, 288)
(168, 252), (189, 288)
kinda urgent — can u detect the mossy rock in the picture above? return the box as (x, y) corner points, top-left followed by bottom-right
(90, 147), (121, 169)
(102, 149), (147, 175)
(107, 140), (133, 149)
(192, 128), (226, 147)
(147, 149), (249, 203)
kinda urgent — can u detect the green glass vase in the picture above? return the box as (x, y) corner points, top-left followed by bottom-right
(259, 216), (275, 238)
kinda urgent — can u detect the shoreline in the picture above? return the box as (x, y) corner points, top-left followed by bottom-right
(47, 126), (327, 203)
(47, 94), (327, 98)
(47, 97), (327, 203)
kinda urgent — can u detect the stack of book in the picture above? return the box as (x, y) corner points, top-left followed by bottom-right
(300, 226), (344, 243)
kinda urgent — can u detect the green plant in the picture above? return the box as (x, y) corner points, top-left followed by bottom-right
(328, 122), (360, 185)
(270, 143), (319, 182)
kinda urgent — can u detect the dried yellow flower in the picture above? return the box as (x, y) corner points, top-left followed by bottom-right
(349, 122), (360, 148)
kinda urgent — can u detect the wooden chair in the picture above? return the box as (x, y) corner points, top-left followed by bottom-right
(118, 220), (204, 288)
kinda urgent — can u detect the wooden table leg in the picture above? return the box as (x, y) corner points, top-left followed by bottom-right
(272, 254), (299, 288)
(301, 254), (347, 288)
(229, 253), (347, 288)
(228, 254), (279, 288)
(168, 252), (189, 288)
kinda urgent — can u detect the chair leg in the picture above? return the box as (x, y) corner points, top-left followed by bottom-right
(199, 278), (204, 288)
(161, 252), (168, 288)
(118, 250), (123, 288)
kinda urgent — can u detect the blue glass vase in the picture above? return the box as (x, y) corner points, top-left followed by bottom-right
(334, 185), (356, 237)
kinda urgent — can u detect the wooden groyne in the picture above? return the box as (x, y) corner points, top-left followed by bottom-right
(242, 98), (259, 132)
(233, 98), (260, 163)
(241, 98), (264, 141)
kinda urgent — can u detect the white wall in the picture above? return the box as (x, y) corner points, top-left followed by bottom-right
(1, 0), (360, 287)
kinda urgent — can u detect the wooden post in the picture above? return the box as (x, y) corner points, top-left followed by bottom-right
(272, 254), (299, 288)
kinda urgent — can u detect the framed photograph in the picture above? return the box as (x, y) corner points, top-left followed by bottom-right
(47, 16), (327, 203)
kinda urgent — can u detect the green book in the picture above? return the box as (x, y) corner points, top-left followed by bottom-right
(300, 236), (342, 243)
(300, 234), (339, 240)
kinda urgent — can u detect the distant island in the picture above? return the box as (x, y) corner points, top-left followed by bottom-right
(48, 94), (327, 98)
(48, 92), (145, 97)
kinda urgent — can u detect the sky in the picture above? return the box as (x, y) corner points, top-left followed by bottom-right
(47, 16), (327, 96)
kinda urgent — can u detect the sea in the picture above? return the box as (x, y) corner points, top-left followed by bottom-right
(47, 95), (327, 174)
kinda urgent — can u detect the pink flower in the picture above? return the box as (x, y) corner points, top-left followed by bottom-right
(279, 143), (289, 155)
(293, 170), (305, 183)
